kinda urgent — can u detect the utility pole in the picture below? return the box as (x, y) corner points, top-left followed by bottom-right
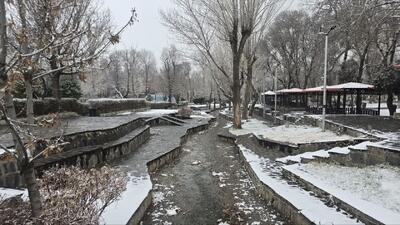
(318, 25), (336, 132)
(274, 67), (278, 124)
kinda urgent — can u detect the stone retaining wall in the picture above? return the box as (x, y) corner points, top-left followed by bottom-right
(312, 146), (400, 168)
(234, 142), (314, 225)
(217, 133), (314, 225)
(256, 135), (366, 155)
(62, 118), (145, 151)
(0, 126), (151, 188)
(127, 190), (153, 225)
(0, 160), (21, 188)
(35, 126), (151, 172)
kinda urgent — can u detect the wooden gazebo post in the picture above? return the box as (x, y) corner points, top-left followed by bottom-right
(343, 92), (347, 112)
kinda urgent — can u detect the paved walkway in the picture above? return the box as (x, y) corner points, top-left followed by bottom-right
(0, 115), (143, 147)
(141, 118), (286, 225)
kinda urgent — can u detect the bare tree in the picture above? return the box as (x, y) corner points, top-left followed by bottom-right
(138, 49), (157, 95)
(162, 0), (284, 128)
(161, 45), (181, 103)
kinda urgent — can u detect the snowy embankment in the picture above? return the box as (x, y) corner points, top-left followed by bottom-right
(284, 163), (400, 224)
(135, 109), (178, 116)
(190, 111), (215, 119)
(229, 118), (353, 144)
(101, 175), (152, 224)
(0, 187), (27, 199)
(238, 144), (362, 225)
(276, 141), (372, 164)
(117, 109), (179, 116)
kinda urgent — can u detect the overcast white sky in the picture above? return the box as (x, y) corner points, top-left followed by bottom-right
(103, 0), (302, 64)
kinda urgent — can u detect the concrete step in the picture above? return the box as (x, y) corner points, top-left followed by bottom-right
(159, 116), (184, 126)
(162, 115), (186, 124)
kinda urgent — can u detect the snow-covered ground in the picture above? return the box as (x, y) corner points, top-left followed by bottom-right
(238, 145), (362, 224)
(190, 111), (215, 119)
(0, 187), (27, 200)
(136, 109), (178, 116)
(229, 119), (353, 144)
(284, 163), (400, 223)
(101, 175), (152, 225)
(364, 102), (400, 116)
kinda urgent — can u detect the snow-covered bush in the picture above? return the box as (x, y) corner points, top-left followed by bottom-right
(0, 166), (128, 225)
(38, 166), (128, 225)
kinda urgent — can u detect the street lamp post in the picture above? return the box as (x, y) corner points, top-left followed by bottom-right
(318, 25), (336, 132)
(274, 69), (278, 124)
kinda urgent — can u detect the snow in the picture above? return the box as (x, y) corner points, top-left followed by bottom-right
(0, 188), (28, 200)
(101, 175), (152, 225)
(276, 150), (330, 164)
(230, 119), (353, 144)
(349, 141), (373, 151)
(223, 122), (233, 128)
(117, 111), (133, 116)
(88, 98), (145, 103)
(327, 146), (351, 154)
(261, 91), (276, 96)
(284, 163), (400, 224)
(229, 119), (271, 136)
(276, 141), (373, 164)
(189, 104), (208, 108)
(191, 111), (215, 119)
(329, 82), (374, 90)
(277, 88), (304, 94)
(238, 145), (362, 224)
(136, 109), (178, 116)
(0, 147), (15, 156)
(166, 207), (180, 216)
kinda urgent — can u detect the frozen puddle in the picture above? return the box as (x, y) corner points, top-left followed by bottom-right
(284, 163), (400, 224)
(101, 175), (152, 225)
(238, 144), (362, 225)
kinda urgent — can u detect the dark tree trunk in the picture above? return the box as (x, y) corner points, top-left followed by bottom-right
(24, 73), (34, 124)
(387, 92), (397, 116)
(22, 163), (42, 220)
(242, 63), (253, 120)
(51, 73), (61, 108)
(232, 54), (242, 128)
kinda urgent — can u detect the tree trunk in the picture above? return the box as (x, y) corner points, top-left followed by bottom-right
(387, 92), (397, 116)
(51, 73), (61, 109)
(232, 54), (242, 128)
(249, 85), (259, 117)
(242, 73), (252, 120)
(22, 163), (43, 220)
(145, 68), (150, 96)
(25, 73), (34, 124)
(0, 0), (6, 89)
